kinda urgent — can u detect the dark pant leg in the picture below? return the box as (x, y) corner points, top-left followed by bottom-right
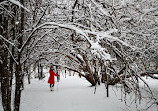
(50, 84), (54, 88)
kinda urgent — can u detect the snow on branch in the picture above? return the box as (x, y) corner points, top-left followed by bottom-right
(139, 7), (158, 21)
(42, 51), (81, 65)
(51, 63), (85, 77)
(8, 0), (30, 12)
(5, 44), (18, 65)
(20, 30), (52, 64)
(0, 34), (15, 46)
(29, 30), (52, 52)
(90, 0), (112, 18)
(84, 29), (130, 46)
(25, 22), (132, 61)
(19, 24), (57, 53)
(0, 1), (8, 5)
(38, 22), (130, 47)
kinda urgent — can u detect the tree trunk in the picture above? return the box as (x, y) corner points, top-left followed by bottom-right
(40, 65), (43, 80)
(82, 55), (96, 86)
(14, 0), (24, 110)
(28, 68), (31, 84)
(0, 14), (12, 111)
(14, 63), (22, 111)
(0, 49), (11, 111)
(38, 63), (40, 79)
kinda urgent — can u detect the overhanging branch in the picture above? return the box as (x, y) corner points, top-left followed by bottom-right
(51, 64), (85, 77)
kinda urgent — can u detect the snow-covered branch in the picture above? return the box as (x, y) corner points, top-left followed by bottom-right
(140, 7), (158, 21)
(5, 44), (18, 65)
(0, 34), (15, 46)
(8, 0), (30, 12)
(25, 29), (52, 58)
(90, 0), (112, 18)
(30, 22), (132, 61)
(51, 63), (85, 77)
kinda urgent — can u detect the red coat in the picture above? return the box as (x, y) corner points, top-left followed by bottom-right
(48, 68), (59, 84)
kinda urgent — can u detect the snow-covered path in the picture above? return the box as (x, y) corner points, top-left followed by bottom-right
(0, 72), (157, 111)
(20, 74), (126, 111)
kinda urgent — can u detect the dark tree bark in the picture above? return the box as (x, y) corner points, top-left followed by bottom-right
(14, 0), (25, 110)
(82, 55), (96, 86)
(0, 13), (12, 111)
(71, 0), (78, 22)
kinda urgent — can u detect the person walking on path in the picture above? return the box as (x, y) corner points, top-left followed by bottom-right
(48, 65), (59, 91)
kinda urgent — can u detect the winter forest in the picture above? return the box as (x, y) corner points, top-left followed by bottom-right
(0, 0), (158, 111)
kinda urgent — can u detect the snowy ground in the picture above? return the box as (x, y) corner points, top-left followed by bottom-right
(20, 74), (126, 111)
(0, 71), (158, 111)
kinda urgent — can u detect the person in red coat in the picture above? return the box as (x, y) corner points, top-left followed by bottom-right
(48, 66), (59, 91)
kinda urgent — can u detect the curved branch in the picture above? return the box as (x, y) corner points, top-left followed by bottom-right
(51, 64), (85, 77)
